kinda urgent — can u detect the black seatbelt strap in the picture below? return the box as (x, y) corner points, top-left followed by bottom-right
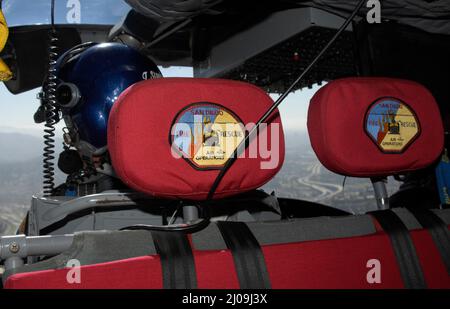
(370, 210), (427, 289)
(151, 231), (197, 289)
(216, 221), (271, 289)
(407, 208), (450, 275)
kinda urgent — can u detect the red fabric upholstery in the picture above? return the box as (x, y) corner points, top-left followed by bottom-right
(308, 77), (444, 177)
(410, 230), (450, 288)
(263, 233), (404, 289)
(6, 228), (450, 289)
(4, 256), (163, 289)
(108, 78), (284, 200)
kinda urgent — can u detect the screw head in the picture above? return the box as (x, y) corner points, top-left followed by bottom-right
(9, 242), (20, 254)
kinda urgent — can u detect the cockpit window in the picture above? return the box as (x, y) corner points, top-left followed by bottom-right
(2, 0), (130, 27)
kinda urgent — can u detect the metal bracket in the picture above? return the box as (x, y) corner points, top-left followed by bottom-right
(32, 191), (156, 233)
(371, 177), (389, 210)
(0, 234), (73, 271)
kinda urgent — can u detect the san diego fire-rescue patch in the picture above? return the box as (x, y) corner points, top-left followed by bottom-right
(171, 103), (245, 170)
(365, 97), (420, 153)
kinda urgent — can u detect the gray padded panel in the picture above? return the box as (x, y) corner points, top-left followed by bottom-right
(192, 221), (227, 250)
(193, 215), (376, 250)
(4, 230), (156, 280)
(73, 230), (156, 263)
(391, 208), (450, 229)
(247, 215), (376, 247)
(4, 208), (450, 283)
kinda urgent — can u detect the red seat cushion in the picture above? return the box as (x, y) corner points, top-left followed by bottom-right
(108, 78), (284, 200)
(308, 77), (444, 177)
(6, 228), (450, 289)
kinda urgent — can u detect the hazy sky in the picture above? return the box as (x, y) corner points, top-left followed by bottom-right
(0, 66), (318, 137)
(2, 0), (129, 27)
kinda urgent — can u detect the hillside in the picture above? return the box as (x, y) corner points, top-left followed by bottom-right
(0, 132), (64, 235)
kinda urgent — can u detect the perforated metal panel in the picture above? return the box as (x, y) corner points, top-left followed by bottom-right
(220, 26), (356, 93)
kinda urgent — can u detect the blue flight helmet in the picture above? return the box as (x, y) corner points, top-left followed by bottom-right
(55, 42), (162, 159)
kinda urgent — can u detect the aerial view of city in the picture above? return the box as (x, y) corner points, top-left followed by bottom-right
(262, 131), (401, 214)
(0, 130), (402, 236)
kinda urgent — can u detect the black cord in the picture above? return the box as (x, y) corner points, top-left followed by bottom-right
(120, 217), (210, 233)
(51, 0), (55, 27)
(42, 0), (58, 196)
(120, 200), (213, 233)
(206, 0), (367, 200)
(119, 0), (365, 233)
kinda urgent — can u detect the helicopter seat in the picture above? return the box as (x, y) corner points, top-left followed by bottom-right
(307, 77), (450, 287)
(4, 77), (450, 289)
(308, 77), (444, 177)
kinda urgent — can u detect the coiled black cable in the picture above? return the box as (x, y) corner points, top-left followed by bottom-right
(43, 0), (58, 196)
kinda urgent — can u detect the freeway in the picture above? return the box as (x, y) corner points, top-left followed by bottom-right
(297, 163), (343, 202)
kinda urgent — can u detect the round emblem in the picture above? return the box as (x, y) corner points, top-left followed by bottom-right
(171, 103), (245, 170)
(365, 97), (420, 153)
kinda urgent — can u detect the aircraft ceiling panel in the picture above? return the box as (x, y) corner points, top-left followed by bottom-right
(194, 7), (356, 93)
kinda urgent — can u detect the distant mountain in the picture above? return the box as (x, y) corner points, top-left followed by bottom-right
(0, 157), (43, 235)
(0, 132), (65, 205)
(0, 157), (45, 205)
(283, 130), (314, 152)
(0, 131), (64, 163)
(0, 154), (66, 235)
(0, 132), (44, 163)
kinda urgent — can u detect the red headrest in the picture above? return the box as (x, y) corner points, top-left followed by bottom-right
(308, 77), (444, 177)
(108, 78), (285, 200)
